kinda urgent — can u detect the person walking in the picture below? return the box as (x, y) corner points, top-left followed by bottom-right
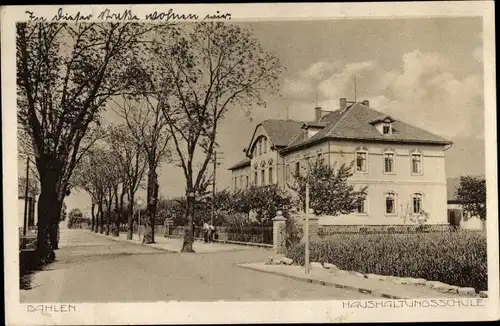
(209, 224), (215, 243)
(203, 221), (209, 243)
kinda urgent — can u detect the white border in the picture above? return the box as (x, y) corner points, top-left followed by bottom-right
(2, 2), (498, 325)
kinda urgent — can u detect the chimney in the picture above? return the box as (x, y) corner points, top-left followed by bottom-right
(314, 107), (322, 121)
(362, 100), (370, 107)
(339, 98), (347, 110)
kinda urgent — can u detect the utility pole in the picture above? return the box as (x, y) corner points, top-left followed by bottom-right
(22, 155), (30, 240)
(304, 165), (310, 275)
(354, 74), (357, 102)
(211, 151), (216, 226)
(210, 151), (224, 226)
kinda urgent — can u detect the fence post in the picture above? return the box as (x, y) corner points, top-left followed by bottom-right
(165, 220), (173, 237)
(273, 211), (287, 254)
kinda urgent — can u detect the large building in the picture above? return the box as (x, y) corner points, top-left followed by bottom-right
(228, 98), (453, 225)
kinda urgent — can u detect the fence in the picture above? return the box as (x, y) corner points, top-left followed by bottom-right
(317, 224), (459, 237)
(164, 225), (273, 246)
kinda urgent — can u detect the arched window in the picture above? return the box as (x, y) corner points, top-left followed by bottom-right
(258, 140), (262, 156)
(263, 138), (267, 153)
(357, 191), (368, 215)
(412, 193), (423, 214)
(385, 192), (396, 215)
(253, 165), (258, 185)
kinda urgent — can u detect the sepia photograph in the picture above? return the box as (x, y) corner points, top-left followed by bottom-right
(2, 2), (498, 325)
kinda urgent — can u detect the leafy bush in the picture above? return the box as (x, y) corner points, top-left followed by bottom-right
(287, 231), (487, 291)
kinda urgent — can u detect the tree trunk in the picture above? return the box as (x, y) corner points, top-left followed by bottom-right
(50, 201), (63, 250)
(113, 187), (120, 236)
(127, 193), (134, 240)
(91, 201), (96, 231)
(181, 189), (195, 253)
(105, 189), (112, 235)
(35, 175), (58, 263)
(99, 201), (104, 234)
(143, 170), (157, 244)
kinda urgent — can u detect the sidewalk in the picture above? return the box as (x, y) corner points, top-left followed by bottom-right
(237, 262), (467, 299)
(88, 230), (263, 253)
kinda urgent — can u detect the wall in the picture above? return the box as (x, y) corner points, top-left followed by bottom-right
(284, 139), (448, 225)
(232, 124), (281, 191)
(447, 203), (485, 230)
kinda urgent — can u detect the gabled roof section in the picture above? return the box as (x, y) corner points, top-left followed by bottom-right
(245, 119), (304, 156)
(282, 102), (452, 153)
(261, 119), (304, 147)
(228, 157), (251, 171)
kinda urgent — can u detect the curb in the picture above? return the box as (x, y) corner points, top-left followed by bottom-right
(237, 264), (404, 299)
(84, 230), (177, 253)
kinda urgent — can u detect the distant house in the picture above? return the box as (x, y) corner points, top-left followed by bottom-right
(446, 176), (485, 230)
(229, 98), (453, 225)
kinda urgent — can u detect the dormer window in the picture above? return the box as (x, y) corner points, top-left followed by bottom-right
(371, 116), (395, 135)
(383, 121), (392, 135)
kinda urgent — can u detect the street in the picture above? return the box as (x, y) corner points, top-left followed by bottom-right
(20, 229), (376, 302)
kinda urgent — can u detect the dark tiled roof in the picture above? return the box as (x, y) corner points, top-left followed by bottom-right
(261, 119), (304, 147)
(283, 103), (452, 152)
(228, 157), (251, 170)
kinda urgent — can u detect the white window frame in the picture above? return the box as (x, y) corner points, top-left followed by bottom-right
(382, 120), (392, 135)
(384, 192), (397, 216)
(356, 195), (369, 215)
(355, 149), (368, 173)
(383, 150), (396, 174)
(286, 164), (291, 181)
(411, 151), (423, 175)
(412, 193), (423, 215)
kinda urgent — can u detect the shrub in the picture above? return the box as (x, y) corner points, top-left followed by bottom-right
(287, 231), (487, 291)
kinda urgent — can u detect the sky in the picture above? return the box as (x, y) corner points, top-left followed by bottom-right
(18, 18), (486, 214)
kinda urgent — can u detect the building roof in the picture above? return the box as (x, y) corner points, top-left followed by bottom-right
(283, 102), (452, 153)
(260, 119), (304, 147)
(229, 101), (453, 169)
(228, 157), (251, 170)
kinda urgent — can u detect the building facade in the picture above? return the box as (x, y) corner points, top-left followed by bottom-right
(229, 98), (453, 225)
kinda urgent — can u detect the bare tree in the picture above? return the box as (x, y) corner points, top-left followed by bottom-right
(152, 22), (282, 252)
(73, 146), (110, 233)
(16, 21), (157, 261)
(107, 125), (147, 239)
(113, 96), (171, 244)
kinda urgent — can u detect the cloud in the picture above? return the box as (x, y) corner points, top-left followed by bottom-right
(281, 50), (484, 139)
(283, 78), (314, 98)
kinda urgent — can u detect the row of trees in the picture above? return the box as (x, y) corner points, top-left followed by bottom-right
(17, 21), (282, 260)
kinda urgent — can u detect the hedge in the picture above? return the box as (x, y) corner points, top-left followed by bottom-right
(287, 231), (487, 291)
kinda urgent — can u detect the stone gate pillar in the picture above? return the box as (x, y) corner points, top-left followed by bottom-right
(273, 211), (287, 254)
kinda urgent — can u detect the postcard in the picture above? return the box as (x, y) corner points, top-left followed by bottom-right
(2, 2), (498, 325)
